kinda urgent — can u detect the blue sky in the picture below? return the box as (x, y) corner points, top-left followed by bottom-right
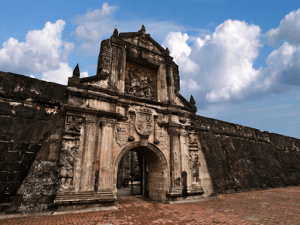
(1, 0), (300, 138)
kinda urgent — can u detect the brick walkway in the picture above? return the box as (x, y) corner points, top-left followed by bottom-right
(1, 186), (300, 225)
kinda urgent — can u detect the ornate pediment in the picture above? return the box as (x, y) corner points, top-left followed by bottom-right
(118, 25), (168, 56)
(122, 36), (163, 55)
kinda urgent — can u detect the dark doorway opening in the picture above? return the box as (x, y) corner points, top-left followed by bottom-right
(116, 145), (168, 202)
(116, 150), (145, 198)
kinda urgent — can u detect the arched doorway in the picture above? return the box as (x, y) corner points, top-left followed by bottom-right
(114, 142), (169, 202)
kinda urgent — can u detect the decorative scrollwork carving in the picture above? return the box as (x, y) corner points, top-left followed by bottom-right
(66, 116), (84, 133)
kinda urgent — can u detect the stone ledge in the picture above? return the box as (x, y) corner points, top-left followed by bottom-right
(0, 206), (118, 220)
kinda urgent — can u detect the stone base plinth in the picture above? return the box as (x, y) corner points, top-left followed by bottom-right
(166, 186), (204, 203)
(54, 191), (116, 211)
(167, 187), (184, 197)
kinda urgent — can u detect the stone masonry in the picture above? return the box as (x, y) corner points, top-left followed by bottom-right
(0, 25), (299, 212)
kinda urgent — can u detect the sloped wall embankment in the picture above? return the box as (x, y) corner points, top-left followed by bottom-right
(196, 115), (300, 194)
(0, 72), (67, 212)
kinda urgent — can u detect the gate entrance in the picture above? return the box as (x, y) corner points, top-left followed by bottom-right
(114, 143), (169, 202)
(54, 26), (209, 210)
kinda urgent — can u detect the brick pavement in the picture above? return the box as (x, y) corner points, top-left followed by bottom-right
(1, 186), (300, 225)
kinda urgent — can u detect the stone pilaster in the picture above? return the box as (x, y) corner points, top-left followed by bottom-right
(154, 115), (160, 144)
(179, 130), (190, 188)
(97, 119), (115, 198)
(80, 115), (98, 192)
(168, 127), (183, 195)
(166, 64), (175, 103)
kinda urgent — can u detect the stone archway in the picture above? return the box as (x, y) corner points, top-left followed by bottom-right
(113, 142), (169, 202)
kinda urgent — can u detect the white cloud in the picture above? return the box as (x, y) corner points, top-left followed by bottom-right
(73, 3), (118, 23)
(72, 3), (209, 55)
(166, 9), (300, 108)
(264, 42), (300, 86)
(0, 19), (74, 83)
(42, 62), (73, 85)
(266, 9), (300, 46)
(163, 32), (199, 74)
(166, 19), (263, 105)
(73, 3), (118, 52)
(263, 9), (300, 87)
(81, 71), (89, 78)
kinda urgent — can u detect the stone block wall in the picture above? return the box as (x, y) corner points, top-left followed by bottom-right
(196, 115), (300, 194)
(0, 72), (66, 212)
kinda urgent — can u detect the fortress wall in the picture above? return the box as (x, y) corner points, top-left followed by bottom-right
(196, 115), (300, 194)
(0, 72), (66, 212)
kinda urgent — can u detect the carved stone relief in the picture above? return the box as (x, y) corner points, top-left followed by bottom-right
(58, 139), (79, 191)
(68, 96), (87, 108)
(125, 61), (157, 100)
(65, 116), (84, 133)
(87, 79), (109, 89)
(188, 133), (197, 145)
(123, 37), (159, 53)
(58, 115), (84, 191)
(189, 151), (200, 184)
(157, 126), (169, 153)
(115, 122), (129, 147)
(174, 96), (184, 107)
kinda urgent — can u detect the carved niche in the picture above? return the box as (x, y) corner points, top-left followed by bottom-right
(135, 107), (154, 136)
(115, 122), (129, 147)
(125, 61), (157, 100)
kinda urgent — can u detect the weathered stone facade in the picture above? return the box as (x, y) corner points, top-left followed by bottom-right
(0, 25), (300, 212)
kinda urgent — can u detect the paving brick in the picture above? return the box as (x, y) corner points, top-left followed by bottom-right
(1, 186), (300, 224)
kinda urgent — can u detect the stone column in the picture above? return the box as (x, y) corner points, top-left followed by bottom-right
(97, 119), (115, 198)
(169, 127), (182, 194)
(80, 116), (98, 192)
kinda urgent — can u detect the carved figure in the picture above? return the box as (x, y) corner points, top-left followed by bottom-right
(188, 133), (197, 145)
(189, 152), (201, 184)
(59, 140), (79, 190)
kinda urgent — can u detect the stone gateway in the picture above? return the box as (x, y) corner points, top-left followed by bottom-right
(0, 25), (300, 212)
(54, 25), (211, 209)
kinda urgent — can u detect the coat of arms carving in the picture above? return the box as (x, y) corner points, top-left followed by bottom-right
(135, 107), (154, 136)
(115, 123), (129, 147)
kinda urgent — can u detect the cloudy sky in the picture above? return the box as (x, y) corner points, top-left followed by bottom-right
(1, 0), (300, 138)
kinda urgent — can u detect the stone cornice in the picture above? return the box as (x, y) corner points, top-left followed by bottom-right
(65, 104), (126, 121)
